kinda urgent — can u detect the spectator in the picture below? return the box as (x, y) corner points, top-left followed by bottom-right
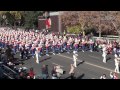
(100, 74), (107, 79)
(55, 65), (64, 79)
(28, 68), (35, 79)
(51, 66), (57, 79)
(27, 76), (31, 79)
(41, 65), (49, 79)
(110, 72), (118, 79)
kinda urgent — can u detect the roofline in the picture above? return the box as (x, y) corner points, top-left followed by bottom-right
(50, 12), (63, 16)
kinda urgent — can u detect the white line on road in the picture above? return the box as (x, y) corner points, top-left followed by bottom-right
(57, 54), (115, 72)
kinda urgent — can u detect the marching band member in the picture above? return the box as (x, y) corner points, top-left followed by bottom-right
(69, 37), (73, 50)
(102, 44), (107, 63)
(73, 51), (78, 67)
(31, 44), (36, 58)
(114, 54), (120, 73)
(89, 39), (94, 52)
(67, 38), (71, 54)
(38, 43), (43, 57)
(63, 36), (67, 51)
(57, 39), (63, 54)
(45, 39), (50, 56)
(52, 39), (57, 55)
(35, 46), (40, 64)
(81, 39), (86, 52)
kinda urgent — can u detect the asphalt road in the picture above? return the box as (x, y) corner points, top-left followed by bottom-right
(15, 51), (120, 79)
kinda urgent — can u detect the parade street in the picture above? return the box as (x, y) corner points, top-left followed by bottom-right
(16, 51), (120, 79)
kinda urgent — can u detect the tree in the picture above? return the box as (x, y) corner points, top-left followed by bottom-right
(110, 11), (120, 39)
(61, 11), (120, 37)
(24, 11), (43, 29)
(0, 11), (44, 29)
(61, 11), (83, 35)
(61, 11), (95, 36)
(9, 11), (23, 26)
(0, 11), (8, 26)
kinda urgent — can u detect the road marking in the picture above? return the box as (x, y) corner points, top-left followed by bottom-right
(88, 55), (101, 60)
(57, 54), (115, 72)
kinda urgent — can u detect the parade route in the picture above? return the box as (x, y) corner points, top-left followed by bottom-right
(16, 51), (120, 79)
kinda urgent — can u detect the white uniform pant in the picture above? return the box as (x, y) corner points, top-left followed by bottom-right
(73, 60), (77, 67)
(103, 55), (106, 63)
(115, 64), (119, 73)
(35, 53), (39, 64)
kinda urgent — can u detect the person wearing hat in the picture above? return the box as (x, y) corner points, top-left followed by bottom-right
(45, 40), (50, 56)
(81, 39), (86, 52)
(114, 54), (120, 73)
(31, 44), (36, 58)
(38, 43), (43, 57)
(67, 39), (71, 54)
(89, 39), (94, 52)
(73, 51), (78, 67)
(52, 39), (57, 55)
(69, 37), (74, 50)
(35, 46), (39, 64)
(63, 36), (67, 51)
(57, 39), (62, 54)
(102, 44), (107, 63)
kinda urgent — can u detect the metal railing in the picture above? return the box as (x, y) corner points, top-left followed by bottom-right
(0, 63), (19, 79)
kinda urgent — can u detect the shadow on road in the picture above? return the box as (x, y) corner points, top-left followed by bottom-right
(65, 73), (85, 79)
(65, 75), (76, 79)
(39, 57), (52, 63)
(106, 57), (111, 62)
(76, 73), (85, 79)
(77, 61), (85, 67)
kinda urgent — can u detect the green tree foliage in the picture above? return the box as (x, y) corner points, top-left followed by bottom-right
(67, 25), (81, 34)
(0, 11), (43, 29)
(61, 11), (120, 36)
(24, 11), (43, 29)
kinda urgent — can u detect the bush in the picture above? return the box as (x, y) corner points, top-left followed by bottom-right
(67, 25), (82, 34)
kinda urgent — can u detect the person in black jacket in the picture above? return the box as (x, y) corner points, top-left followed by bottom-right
(20, 47), (25, 60)
(24, 48), (29, 60)
(5, 45), (14, 61)
(51, 66), (57, 79)
(41, 65), (49, 79)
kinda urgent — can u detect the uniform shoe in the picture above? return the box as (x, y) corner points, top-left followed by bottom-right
(103, 61), (106, 63)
